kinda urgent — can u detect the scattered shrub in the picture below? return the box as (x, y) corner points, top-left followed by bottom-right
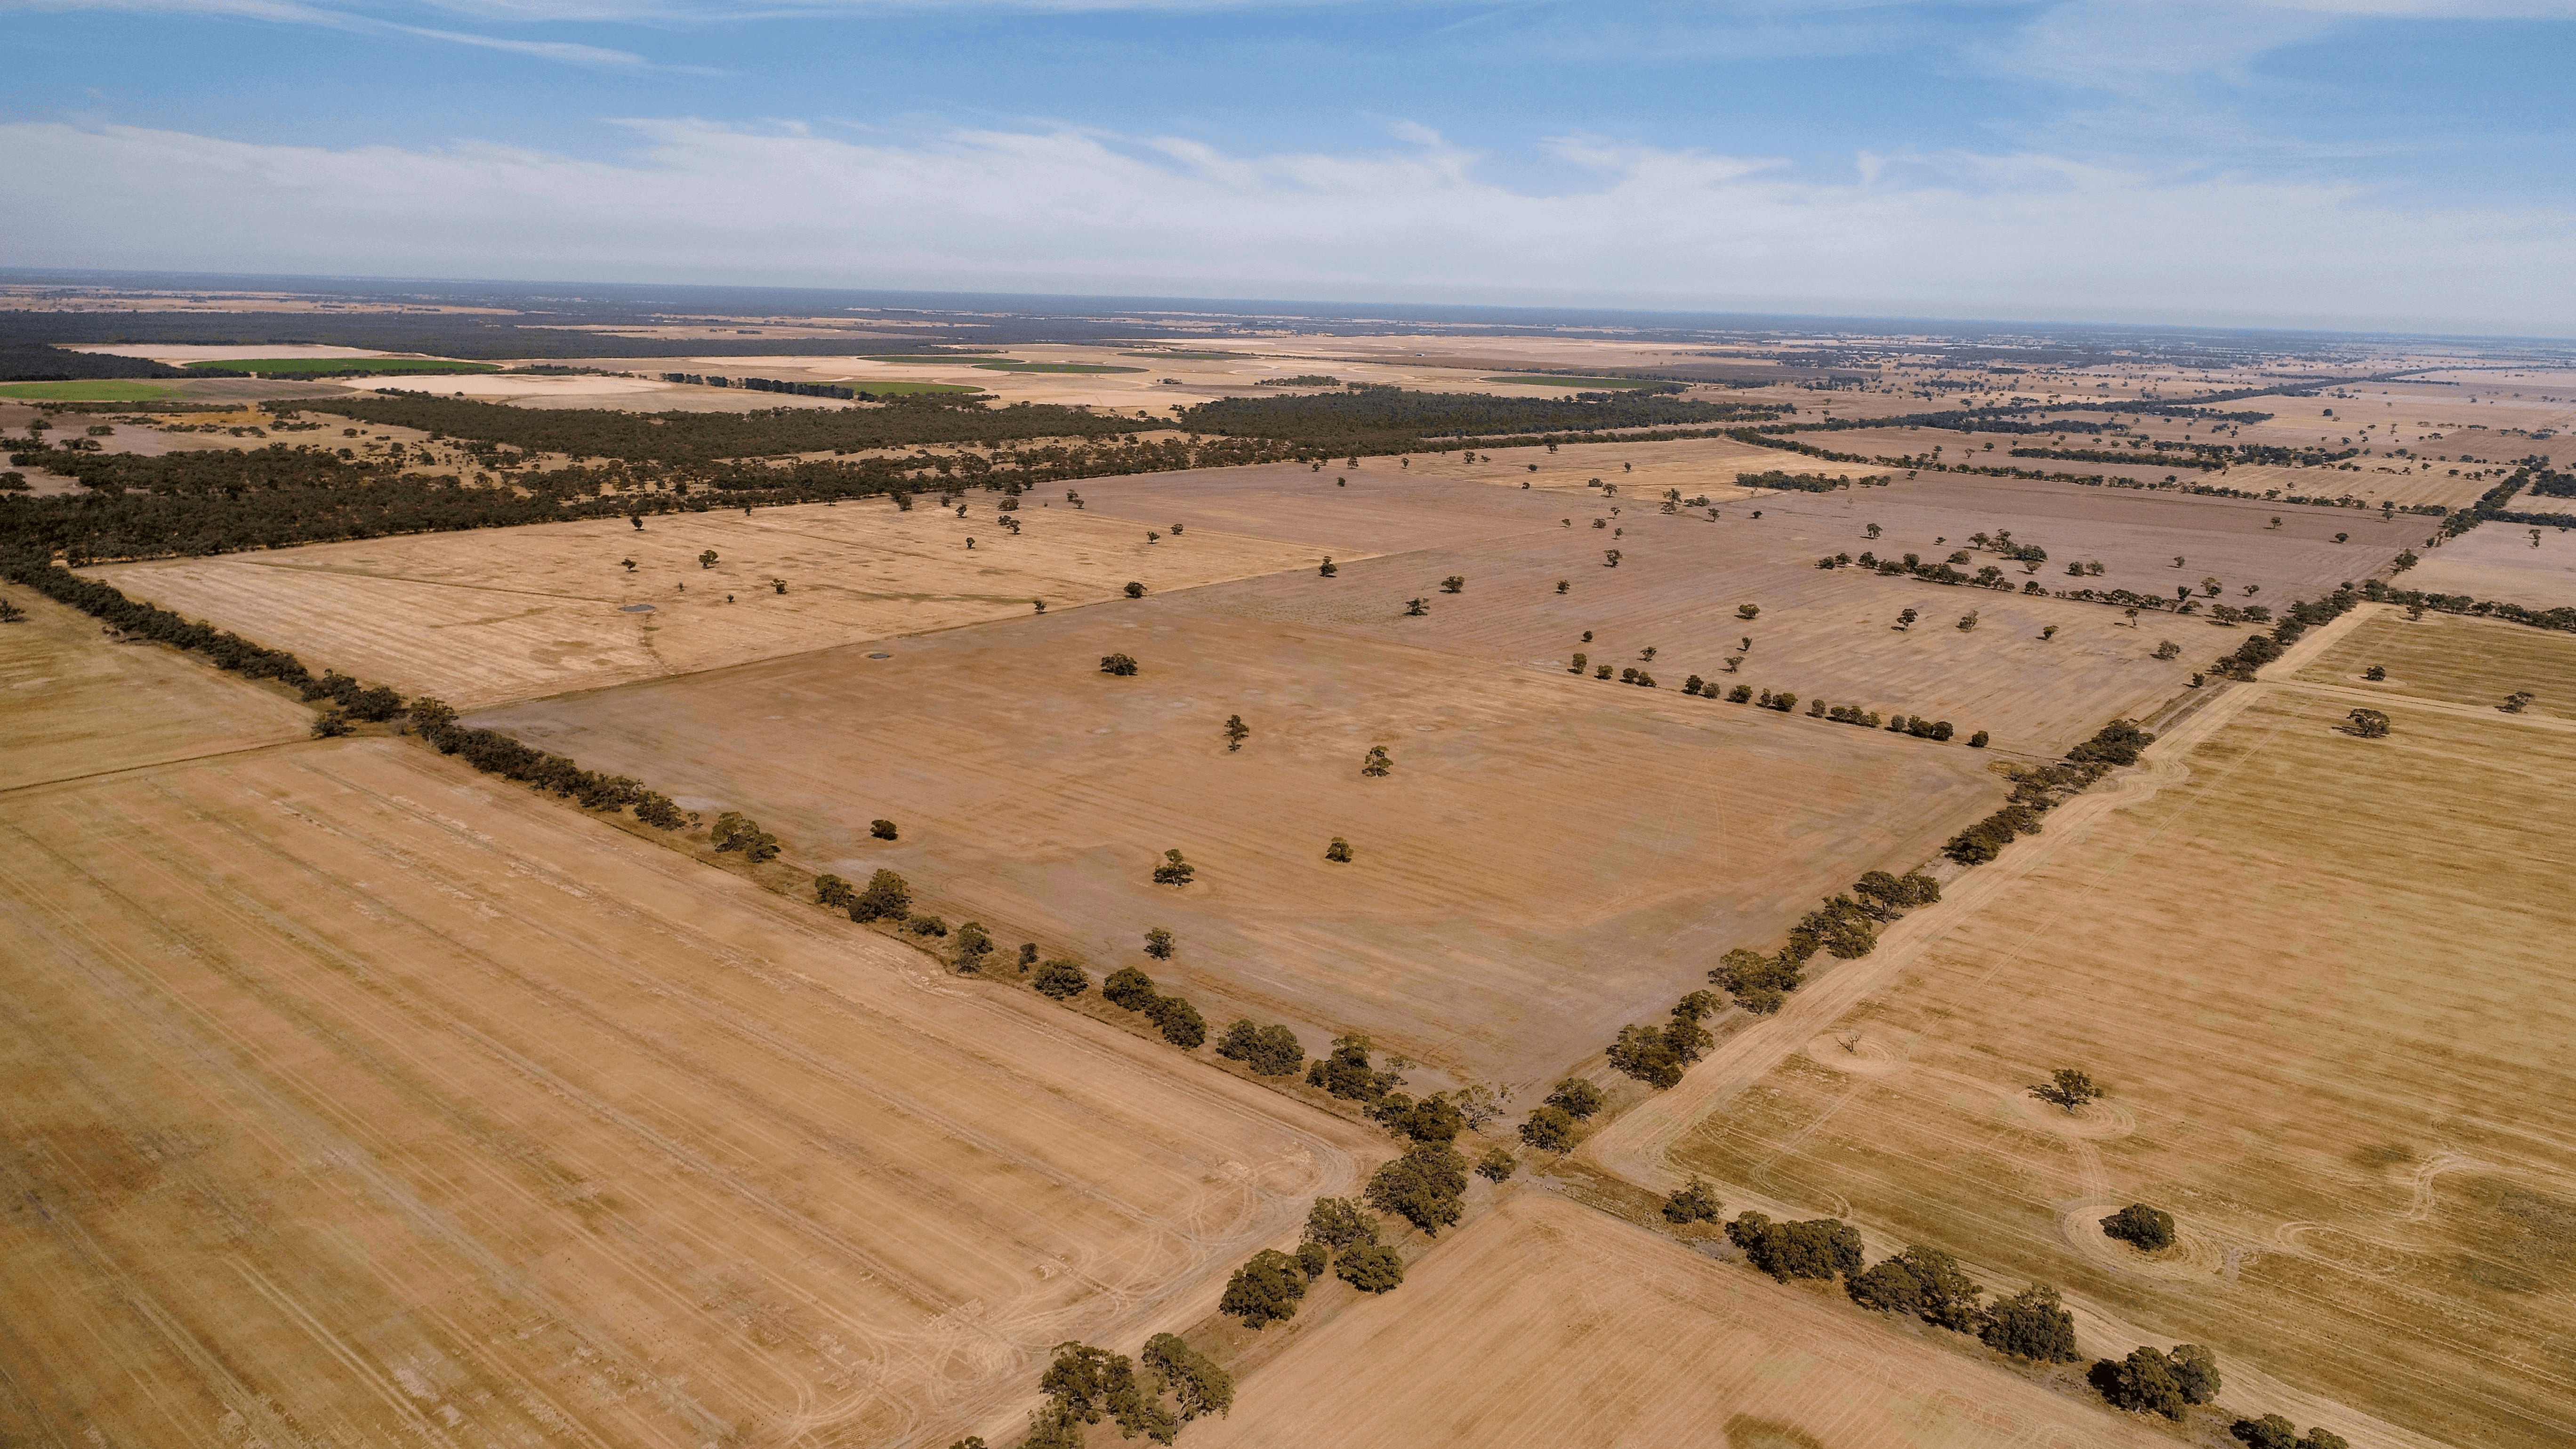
(1100, 652), (1140, 676)
(869, 818), (899, 840)
(2101, 1202), (2176, 1252)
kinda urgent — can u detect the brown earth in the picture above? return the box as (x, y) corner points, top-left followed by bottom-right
(1188, 1193), (2173, 1449)
(0, 735), (1378, 1449)
(1656, 682), (2576, 1449)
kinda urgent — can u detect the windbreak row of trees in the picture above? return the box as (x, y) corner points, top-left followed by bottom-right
(0, 343), (241, 381)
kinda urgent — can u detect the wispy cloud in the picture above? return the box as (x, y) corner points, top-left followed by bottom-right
(2, 117), (2566, 332)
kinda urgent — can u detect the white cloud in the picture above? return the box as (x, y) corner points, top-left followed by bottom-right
(2, 117), (2568, 333)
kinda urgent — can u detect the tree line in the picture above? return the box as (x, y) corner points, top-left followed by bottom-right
(1175, 385), (1781, 451)
(316, 392), (1150, 463)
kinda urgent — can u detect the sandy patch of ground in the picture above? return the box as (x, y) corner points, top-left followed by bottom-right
(0, 586), (312, 790)
(87, 496), (1347, 708)
(0, 736), (1376, 1449)
(1187, 1193), (2173, 1449)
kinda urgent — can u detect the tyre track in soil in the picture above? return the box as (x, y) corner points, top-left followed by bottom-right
(1573, 600), (2458, 1449)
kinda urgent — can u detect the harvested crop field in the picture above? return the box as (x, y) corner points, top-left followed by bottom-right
(2298, 608), (2576, 720)
(472, 599), (2001, 1091)
(87, 497), (1348, 708)
(2391, 523), (2576, 611)
(1189, 1193), (2171, 1449)
(0, 738), (1374, 1449)
(1663, 685), (2576, 1449)
(0, 586), (312, 789)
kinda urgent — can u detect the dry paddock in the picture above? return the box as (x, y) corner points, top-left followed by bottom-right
(87, 497), (1346, 709)
(1190, 1193), (2173, 1449)
(1665, 680), (2576, 1449)
(0, 737), (1379, 1449)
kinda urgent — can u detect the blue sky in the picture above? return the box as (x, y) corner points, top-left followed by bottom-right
(4, 1), (2573, 333)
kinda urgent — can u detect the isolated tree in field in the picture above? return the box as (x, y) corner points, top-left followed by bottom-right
(814, 874), (854, 910)
(1224, 714), (1249, 750)
(698, 549), (718, 569)
(1219, 1249), (1310, 1329)
(1476, 1146), (1516, 1182)
(2101, 1202), (2176, 1251)
(1895, 608), (1917, 630)
(1100, 652), (1139, 676)
(1603, 549), (1620, 567)
(1324, 836), (1353, 862)
(1738, 603), (1759, 620)
(2503, 690), (2536, 714)
(870, 818), (899, 840)
(1123, 580), (1145, 599)
(1403, 596), (1429, 616)
(1569, 652), (1588, 674)
(1662, 1176), (1723, 1224)
(2346, 708), (2391, 738)
(2152, 639), (2181, 660)
(1366, 1142), (1469, 1235)
(1033, 959), (1091, 999)
(1980, 1281), (2081, 1362)
(1866, 522), (1882, 538)
(2364, 665), (2386, 680)
(1361, 745), (1392, 777)
(1152, 849), (1195, 886)
(1957, 610), (1980, 631)
(2029, 1068), (2102, 1114)
(1440, 575), (1465, 594)
(620, 557), (636, 572)
(1555, 580), (1569, 594)
(1319, 556), (1337, 577)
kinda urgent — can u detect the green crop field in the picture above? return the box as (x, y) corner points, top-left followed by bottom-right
(0, 379), (177, 401)
(1479, 374), (1670, 390)
(1121, 349), (1253, 360)
(858, 353), (1004, 363)
(184, 357), (501, 377)
(972, 361), (1148, 374)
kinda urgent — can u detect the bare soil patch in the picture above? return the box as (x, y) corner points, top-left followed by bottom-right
(1187, 1193), (2172, 1449)
(1665, 689), (2576, 1448)
(0, 738), (1373, 1449)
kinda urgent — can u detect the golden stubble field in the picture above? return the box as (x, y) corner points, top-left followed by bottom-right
(0, 586), (313, 789)
(2300, 608), (2576, 721)
(1660, 681), (2576, 1448)
(1189, 1193), (2173, 1449)
(0, 736), (1382, 1449)
(87, 496), (1351, 708)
